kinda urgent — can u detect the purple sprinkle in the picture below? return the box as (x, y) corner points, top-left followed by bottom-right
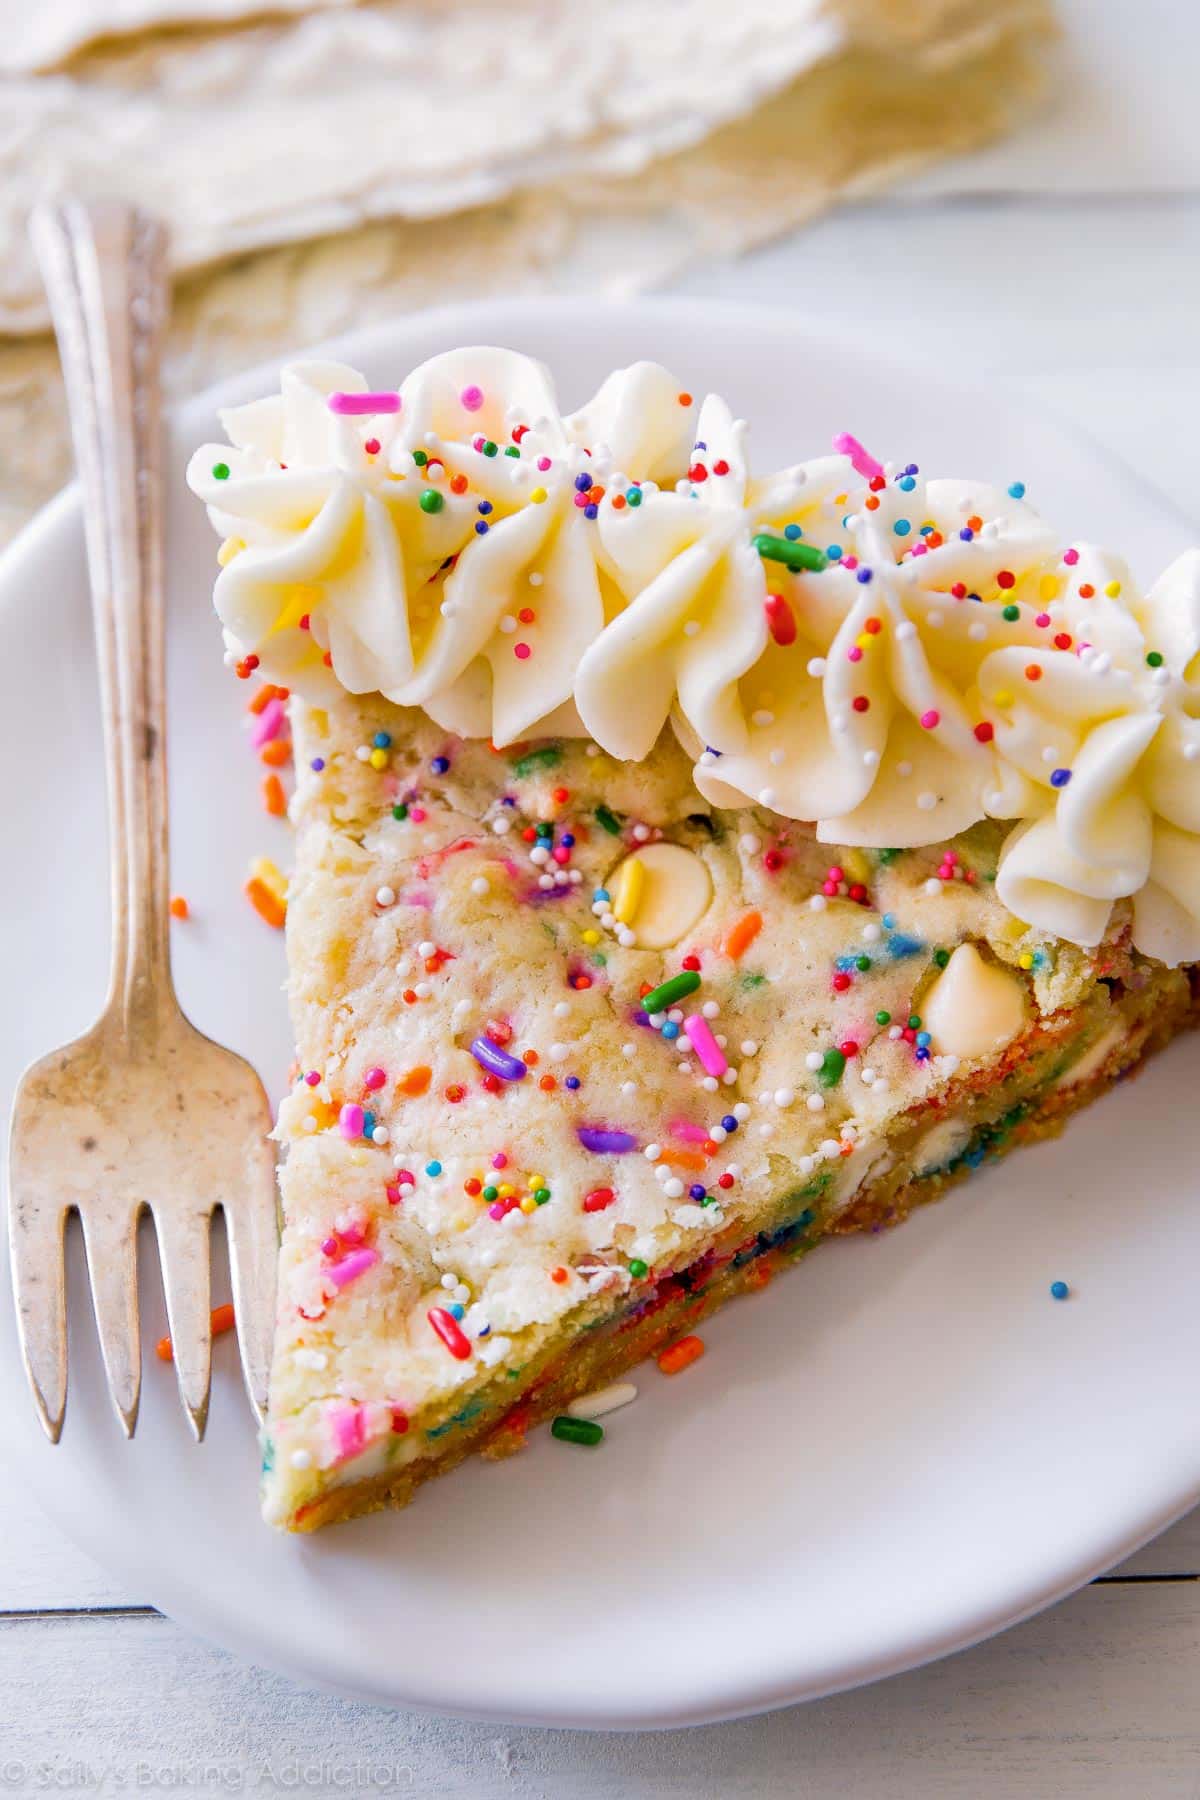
(310, 757), (325, 772)
(577, 1126), (638, 1155)
(327, 391), (401, 416)
(470, 1037), (527, 1082)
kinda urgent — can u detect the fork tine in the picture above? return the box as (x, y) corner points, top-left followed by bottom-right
(153, 1203), (214, 1440)
(79, 1204), (143, 1436)
(223, 1151), (279, 1424)
(8, 1182), (69, 1443)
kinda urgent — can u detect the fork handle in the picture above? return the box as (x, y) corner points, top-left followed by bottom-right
(32, 201), (176, 1035)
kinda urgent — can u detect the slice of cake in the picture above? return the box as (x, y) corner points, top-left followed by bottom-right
(188, 349), (1200, 1531)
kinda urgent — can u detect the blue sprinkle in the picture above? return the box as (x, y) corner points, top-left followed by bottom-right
(474, 520), (489, 535)
(310, 757), (325, 771)
(920, 525), (935, 537)
(898, 475), (916, 492)
(905, 463), (919, 477)
(826, 545), (843, 561)
(915, 1047), (930, 1062)
(721, 1115), (738, 1133)
(575, 472), (592, 492)
(1009, 481), (1026, 499)
(882, 912), (896, 929)
(915, 1031), (931, 1050)
(565, 1075), (581, 1090)
(856, 568), (873, 584)
(361, 1110), (376, 1137)
(694, 441), (707, 452)
(561, 833), (575, 847)
(1050, 768), (1071, 788)
(784, 523), (802, 541)
(431, 755), (450, 774)
(662, 1021), (680, 1040)
(373, 731), (392, 749)
(425, 1160), (442, 1177)
(477, 500), (493, 516)
(959, 527), (974, 541)
(834, 955), (858, 972)
(893, 519), (911, 537)
(593, 888), (611, 903)
(449, 1303), (465, 1321)
(886, 932), (925, 960)
(478, 1324), (491, 1336)
(1050, 1280), (1070, 1301)
(689, 1184), (707, 1201)
(963, 1146), (985, 1168)
(584, 503), (599, 519)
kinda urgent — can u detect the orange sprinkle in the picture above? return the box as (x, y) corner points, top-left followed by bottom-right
(168, 895), (190, 921)
(522, 1049), (539, 1067)
(539, 1073), (557, 1092)
(657, 1334), (705, 1376)
(245, 877), (286, 929)
(678, 391), (693, 407)
(1024, 664), (1043, 682)
(262, 772), (286, 816)
(248, 683), (286, 715)
(722, 909), (763, 961)
(663, 1148), (708, 1172)
(864, 494), (880, 511)
(550, 1266), (569, 1284)
(398, 1065), (431, 1096)
(156, 1302), (236, 1363)
(260, 738), (292, 768)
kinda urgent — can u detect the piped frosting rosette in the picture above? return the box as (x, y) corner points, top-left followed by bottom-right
(188, 349), (696, 743)
(983, 547), (1200, 962)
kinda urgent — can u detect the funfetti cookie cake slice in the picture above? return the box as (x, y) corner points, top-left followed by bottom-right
(188, 348), (1200, 1531)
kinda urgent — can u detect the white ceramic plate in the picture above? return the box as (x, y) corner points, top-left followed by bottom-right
(3, 300), (1199, 1729)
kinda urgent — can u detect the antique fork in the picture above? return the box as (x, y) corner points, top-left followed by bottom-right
(8, 199), (278, 1442)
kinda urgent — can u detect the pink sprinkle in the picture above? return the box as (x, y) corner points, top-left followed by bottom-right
(252, 696), (286, 747)
(304, 1070), (321, 1086)
(552, 846), (571, 865)
(670, 1120), (710, 1143)
(492, 1153), (508, 1169)
(537, 456), (552, 472)
(395, 1169), (415, 1187)
(573, 492), (589, 509)
(514, 643), (531, 660)
(330, 1402), (367, 1461)
(1063, 548), (1079, 566)
(832, 432), (884, 482)
(363, 1067), (386, 1091)
(339, 1103), (364, 1139)
(328, 391), (401, 416)
(326, 1247), (380, 1289)
(385, 1184), (403, 1206)
(321, 1236), (338, 1257)
(842, 555), (859, 570)
(460, 385), (485, 412)
(684, 1014), (728, 1079)
(920, 709), (940, 730)
(410, 806), (427, 822)
(847, 645), (863, 663)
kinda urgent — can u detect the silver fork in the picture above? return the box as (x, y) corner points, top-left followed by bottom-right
(8, 199), (278, 1442)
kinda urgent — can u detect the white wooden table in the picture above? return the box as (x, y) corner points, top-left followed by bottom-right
(5, 3), (1200, 1791)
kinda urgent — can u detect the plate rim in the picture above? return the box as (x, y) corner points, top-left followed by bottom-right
(5, 292), (1200, 1729)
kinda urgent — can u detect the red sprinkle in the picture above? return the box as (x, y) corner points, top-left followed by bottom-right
(583, 1186), (616, 1213)
(764, 592), (797, 647)
(428, 1308), (472, 1359)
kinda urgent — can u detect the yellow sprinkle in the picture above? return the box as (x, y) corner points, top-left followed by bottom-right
(250, 856), (288, 902)
(1018, 951), (1035, 969)
(498, 1183), (514, 1198)
(519, 1197), (537, 1214)
(1039, 575), (1061, 603)
(1105, 581), (1121, 598)
(841, 849), (871, 886)
(582, 928), (600, 946)
(1000, 915), (1029, 941)
(528, 1174), (544, 1190)
(993, 689), (1013, 708)
(369, 748), (389, 771)
(854, 633), (873, 652)
(530, 486), (548, 504)
(217, 536), (244, 567)
(613, 855), (645, 925)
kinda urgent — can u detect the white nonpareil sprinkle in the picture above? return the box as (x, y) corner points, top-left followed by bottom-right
(470, 876), (490, 897)
(371, 1126), (390, 1145)
(774, 1087), (795, 1108)
(491, 816), (512, 835)
(566, 1382), (638, 1422)
(740, 1039), (758, 1057)
(663, 1178), (685, 1200)
(809, 894), (827, 913)
(806, 1093), (825, 1112)
(701, 1000), (719, 1020)
(739, 833), (762, 854)
(417, 941), (435, 958)
(289, 1449), (313, 1470)
(805, 1050), (824, 1071)
(923, 877), (943, 895)
(375, 886), (396, 907)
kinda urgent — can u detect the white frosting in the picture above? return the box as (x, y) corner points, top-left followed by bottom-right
(189, 349), (1200, 967)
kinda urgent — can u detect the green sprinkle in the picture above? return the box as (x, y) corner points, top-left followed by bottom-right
(753, 532), (829, 574)
(392, 803), (408, 821)
(482, 1186), (499, 1202)
(412, 450), (428, 467)
(875, 1010), (891, 1026)
(1002, 603), (1020, 622)
(534, 1187), (551, 1204)
(819, 1048), (846, 1088)
(877, 848), (900, 865)
(625, 487), (643, 507)
(628, 1258), (649, 1280)
(211, 462), (230, 481)
(504, 445), (521, 458)
(855, 955), (871, 972)
(1146, 650), (1164, 668)
(908, 1014), (921, 1030)
(419, 488), (444, 514)
(933, 947), (950, 968)
(552, 1416), (603, 1446)
(595, 804), (622, 835)
(483, 440), (498, 457)
(512, 745), (562, 778)
(741, 971), (767, 989)
(641, 970), (701, 1013)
